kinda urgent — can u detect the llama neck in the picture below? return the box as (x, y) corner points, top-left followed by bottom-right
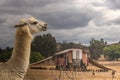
(7, 26), (33, 72)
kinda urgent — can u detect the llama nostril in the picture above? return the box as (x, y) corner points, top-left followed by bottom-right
(43, 26), (47, 29)
(43, 24), (47, 30)
(42, 26), (47, 31)
(44, 24), (47, 27)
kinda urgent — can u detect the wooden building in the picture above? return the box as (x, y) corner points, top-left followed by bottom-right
(30, 48), (89, 70)
(54, 49), (89, 70)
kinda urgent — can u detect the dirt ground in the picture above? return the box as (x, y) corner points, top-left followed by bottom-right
(24, 61), (120, 80)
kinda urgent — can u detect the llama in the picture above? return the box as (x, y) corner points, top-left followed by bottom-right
(0, 17), (47, 80)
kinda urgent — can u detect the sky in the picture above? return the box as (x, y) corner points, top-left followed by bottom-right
(0, 0), (120, 48)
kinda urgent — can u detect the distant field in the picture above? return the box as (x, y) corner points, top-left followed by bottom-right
(24, 61), (120, 80)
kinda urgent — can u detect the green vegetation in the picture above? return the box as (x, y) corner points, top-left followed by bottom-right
(89, 38), (107, 60)
(0, 52), (11, 62)
(0, 47), (12, 62)
(59, 41), (82, 51)
(31, 33), (57, 58)
(0, 47), (44, 63)
(104, 45), (120, 60)
(30, 52), (44, 63)
(89, 38), (120, 60)
(1, 34), (120, 62)
(0, 33), (56, 63)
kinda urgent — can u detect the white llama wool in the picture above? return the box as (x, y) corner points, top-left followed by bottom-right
(0, 17), (47, 80)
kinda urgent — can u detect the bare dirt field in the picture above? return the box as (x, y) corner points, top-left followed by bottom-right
(24, 61), (120, 80)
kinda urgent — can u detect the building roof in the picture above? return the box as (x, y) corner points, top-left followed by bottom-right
(30, 48), (88, 65)
(54, 48), (89, 56)
(30, 49), (73, 66)
(54, 48), (73, 56)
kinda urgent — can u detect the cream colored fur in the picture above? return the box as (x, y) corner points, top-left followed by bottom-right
(0, 17), (47, 80)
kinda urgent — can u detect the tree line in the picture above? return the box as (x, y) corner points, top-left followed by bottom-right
(0, 33), (56, 63)
(0, 47), (44, 63)
(89, 38), (120, 60)
(0, 33), (120, 63)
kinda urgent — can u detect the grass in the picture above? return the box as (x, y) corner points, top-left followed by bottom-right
(24, 61), (120, 80)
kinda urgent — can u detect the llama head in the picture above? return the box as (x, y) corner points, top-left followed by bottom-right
(14, 17), (47, 34)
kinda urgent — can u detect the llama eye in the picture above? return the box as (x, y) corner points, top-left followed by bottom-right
(32, 22), (38, 25)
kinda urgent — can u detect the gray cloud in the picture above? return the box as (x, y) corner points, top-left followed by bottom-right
(0, 0), (71, 15)
(1, 0), (69, 7)
(40, 8), (97, 29)
(111, 17), (120, 25)
(0, 0), (98, 29)
(0, 24), (15, 48)
(97, 16), (120, 26)
(106, 0), (120, 9)
(0, 18), (6, 24)
(0, 0), (120, 48)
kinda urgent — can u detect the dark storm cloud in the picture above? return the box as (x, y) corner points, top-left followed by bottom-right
(1, 0), (71, 8)
(0, 0), (120, 48)
(0, 8), (25, 15)
(39, 8), (97, 29)
(0, 0), (99, 48)
(0, 25), (15, 48)
(0, 18), (6, 24)
(106, 0), (120, 9)
(0, 0), (98, 29)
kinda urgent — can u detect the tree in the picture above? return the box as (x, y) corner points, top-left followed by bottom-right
(30, 52), (44, 63)
(41, 33), (56, 57)
(31, 33), (57, 58)
(0, 47), (13, 62)
(32, 35), (43, 52)
(0, 47), (2, 54)
(89, 38), (106, 60)
(104, 45), (120, 60)
(61, 42), (75, 50)
(59, 41), (83, 51)
(0, 52), (11, 62)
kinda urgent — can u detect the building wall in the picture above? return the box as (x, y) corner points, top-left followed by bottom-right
(58, 57), (65, 66)
(30, 49), (89, 69)
(66, 51), (73, 64)
(82, 51), (88, 65)
(73, 49), (82, 59)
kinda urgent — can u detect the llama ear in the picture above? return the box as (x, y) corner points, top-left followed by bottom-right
(14, 23), (27, 28)
(14, 19), (27, 28)
(14, 24), (21, 28)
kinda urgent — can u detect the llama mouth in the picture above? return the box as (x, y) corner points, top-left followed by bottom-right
(38, 28), (47, 31)
(42, 28), (47, 31)
(42, 26), (47, 31)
